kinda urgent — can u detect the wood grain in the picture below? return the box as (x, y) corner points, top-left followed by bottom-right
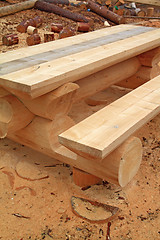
(59, 75), (160, 160)
(0, 25), (159, 99)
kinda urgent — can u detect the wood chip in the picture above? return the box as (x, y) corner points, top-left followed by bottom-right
(71, 196), (119, 223)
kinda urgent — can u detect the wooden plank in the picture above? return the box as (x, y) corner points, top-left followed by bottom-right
(59, 75), (160, 160)
(0, 27), (159, 99)
(126, 0), (160, 7)
(0, 27), (160, 98)
(0, 24), (139, 65)
(0, 26), (153, 75)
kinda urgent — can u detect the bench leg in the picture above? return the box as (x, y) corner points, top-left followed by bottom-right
(72, 167), (102, 187)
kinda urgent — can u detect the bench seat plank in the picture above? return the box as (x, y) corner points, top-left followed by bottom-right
(59, 75), (160, 160)
(0, 25), (160, 98)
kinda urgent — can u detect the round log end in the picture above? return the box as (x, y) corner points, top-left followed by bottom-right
(0, 98), (13, 123)
(0, 122), (7, 138)
(118, 136), (142, 187)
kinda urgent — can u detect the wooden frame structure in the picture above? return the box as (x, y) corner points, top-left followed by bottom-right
(0, 24), (160, 187)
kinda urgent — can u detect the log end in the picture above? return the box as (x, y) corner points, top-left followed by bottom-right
(118, 136), (142, 187)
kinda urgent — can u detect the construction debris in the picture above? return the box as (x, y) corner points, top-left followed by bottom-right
(76, 22), (90, 32)
(44, 32), (55, 42)
(71, 196), (119, 223)
(59, 27), (75, 38)
(17, 19), (36, 33)
(27, 26), (38, 35)
(2, 33), (19, 46)
(51, 23), (63, 33)
(26, 33), (41, 46)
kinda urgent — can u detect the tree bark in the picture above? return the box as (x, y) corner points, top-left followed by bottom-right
(86, 0), (125, 24)
(0, 0), (37, 18)
(44, 0), (70, 5)
(35, 0), (89, 22)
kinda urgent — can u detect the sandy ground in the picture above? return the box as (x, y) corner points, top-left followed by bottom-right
(0, 0), (160, 239)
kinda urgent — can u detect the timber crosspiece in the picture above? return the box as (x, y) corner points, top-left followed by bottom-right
(0, 24), (160, 187)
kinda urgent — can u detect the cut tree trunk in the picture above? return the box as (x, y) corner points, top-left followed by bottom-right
(0, 0), (37, 18)
(8, 129), (142, 187)
(0, 95), (34, 138)
(44, 0), (70, 5)
(2, 34), (19, 46)
(117, 64), (160, 89)
(35, 0), (89, 22)
(21, 83), (79, 120)
(138, 47), (160, 67)
(74, 57), (140, 102)
(8, 115), (75, 153)
(86, 0), (125, 24)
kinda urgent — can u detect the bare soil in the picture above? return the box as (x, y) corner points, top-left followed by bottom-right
(0, 1), (160, 239)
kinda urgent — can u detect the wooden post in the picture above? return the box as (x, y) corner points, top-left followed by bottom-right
(73, 167), (102, 187)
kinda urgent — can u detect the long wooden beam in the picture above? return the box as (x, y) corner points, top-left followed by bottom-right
(0, 26), (159, 99)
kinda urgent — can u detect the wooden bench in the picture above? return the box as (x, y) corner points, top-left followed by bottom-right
(59, 75), (160, 160)
(0, 24), (160, 187)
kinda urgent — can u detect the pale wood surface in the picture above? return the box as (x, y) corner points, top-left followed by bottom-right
(138, 47), (160, 67)
(75, 57), (140, 101)
(21, 83), (79, 120)
(0, 25), (159, 99)
(0, 95), (34, 138)
(8, 131), (142, 186)
(59, 75), (160, 160)
(126, 0), (160, 7)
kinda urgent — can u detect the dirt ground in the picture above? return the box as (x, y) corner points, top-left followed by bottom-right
(0, 0), (160, 239)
